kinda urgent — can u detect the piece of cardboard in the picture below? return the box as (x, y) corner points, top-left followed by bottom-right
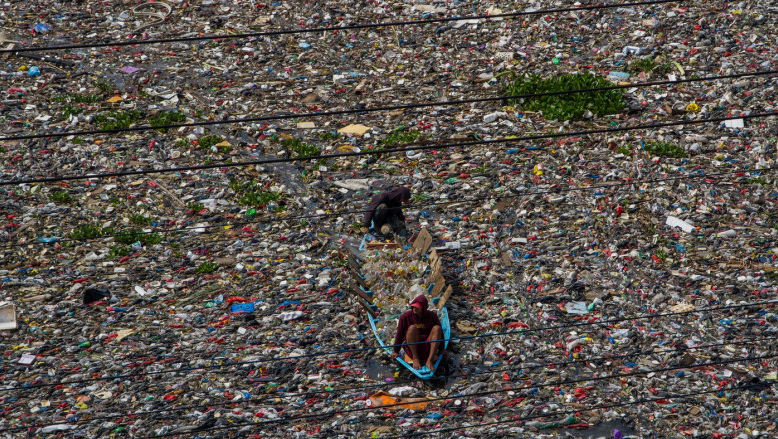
(436, 285), (453, 309)
(412, 228), (433, 254)
(430, 256), (442, 277)
(337, 124), (371, 135)
(431, 279), (446, 298)
(429, 248), (439, 266)
(494, 198), (515, 211)
(429, 270), (444, 287)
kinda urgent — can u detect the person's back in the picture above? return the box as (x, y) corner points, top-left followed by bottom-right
(364, 186), (411, 239)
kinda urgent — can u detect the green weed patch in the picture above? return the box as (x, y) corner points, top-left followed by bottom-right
(502, 72), (625, 121)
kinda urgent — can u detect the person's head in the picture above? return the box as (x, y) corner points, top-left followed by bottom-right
(409, 294), (428, 318)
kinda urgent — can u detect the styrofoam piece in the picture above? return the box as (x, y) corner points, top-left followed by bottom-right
(0, 302), (17, 330)
(666, 216), (694, 233)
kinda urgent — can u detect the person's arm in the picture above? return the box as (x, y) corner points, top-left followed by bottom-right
(393, 315), (407, 354)
(364, 193), (385, 228)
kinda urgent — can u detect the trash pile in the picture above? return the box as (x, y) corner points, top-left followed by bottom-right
(1, 0), (777, 438)
(355, 248), (426, 341)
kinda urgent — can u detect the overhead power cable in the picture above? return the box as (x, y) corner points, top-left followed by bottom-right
(1, 334), (771, 434)
(0, 1), (681, 54)
(1, 299), (774, 392)
(2, 68), (775, 143)
(382, 383), (768, 439)
(2, 163), (774, 251)
(152, 353), (776, 437)
(2, 111), (776, 186)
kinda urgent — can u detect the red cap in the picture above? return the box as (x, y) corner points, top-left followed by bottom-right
(409, 294), (428, 311)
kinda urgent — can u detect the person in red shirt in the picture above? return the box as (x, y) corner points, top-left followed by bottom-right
(392, 295), (443, 371)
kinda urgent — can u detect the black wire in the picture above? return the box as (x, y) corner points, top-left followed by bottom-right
(2, 110), (776, 186)
(3, 160), (775, 251)
(150, 353), (777, 437)
(381, 383), (769, 439)
(0, 1), (681, 54)
(2, 334), (771, 434)
(1, 299), (774, 392)
(2, 67), (774, 143)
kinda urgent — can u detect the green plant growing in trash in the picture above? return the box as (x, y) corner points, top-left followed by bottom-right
(216, 142), (233, 154)
(282, 137), (321, 158)
(410, 193), (430, 204)
(49, 190), (74, 203)
(114, 229), (163, 246)
(61, 105), (83, 119)
(377, 128), (423, 149)
(231, 178), (281, 208)
(196, 262), (219, 274)
(197, 134), (224, 149)
(348, 222), (365, 233)
(630, 57), (657, 73)
(73, 93), (102, 103)
(68, 224), (113, 241)
(318, 131), (339, 141)
(187, 201), (205, 212)
(95, 80), (113, 95)
(313, 158), (331, 171)
(93, 110), (144, 130)
(54, 93), (102, 104)
(644, 141), (686, 158)
(629, 56), (673, 74)
(502, 72), (625, 121)
(617, 145), (633, 156)
(129, 214), (151, 225)
(108, 245), (132, 259)
(230, 179), (281, 205)
(746, 177), (769, 185)
(382, 164), (403, 175)
(149, 110), (186, 131)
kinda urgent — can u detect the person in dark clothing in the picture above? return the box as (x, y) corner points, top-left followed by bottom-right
(364, 186), (411, 239)
(392, 294), (443, 371)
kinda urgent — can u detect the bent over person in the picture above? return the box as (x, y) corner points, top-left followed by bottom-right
(363, 186), (411, 240)
(392, 295), (443, 371)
